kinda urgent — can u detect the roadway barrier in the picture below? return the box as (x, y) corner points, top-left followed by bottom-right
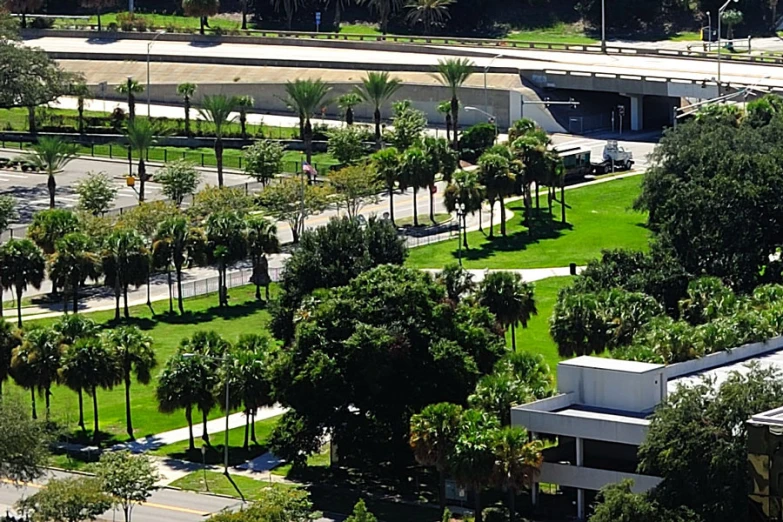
(23, 28), (783, 68)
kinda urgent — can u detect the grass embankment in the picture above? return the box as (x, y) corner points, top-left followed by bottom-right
(406, 175), (648, 269)
(6, 284), (279, 446)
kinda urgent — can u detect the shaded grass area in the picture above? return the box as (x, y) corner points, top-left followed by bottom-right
(6, 284), (278, 446)
(171, 471), (294, 500)
(406, 176), (648, 269)
(271, 444), (331, 477)
(150, 415), (281, 466)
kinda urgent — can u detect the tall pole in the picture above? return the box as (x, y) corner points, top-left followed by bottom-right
(223, 354), (230, 475)
(717, 10), (722, 92)
(707, 11), (712, 45)
(601, 0), (606, 53)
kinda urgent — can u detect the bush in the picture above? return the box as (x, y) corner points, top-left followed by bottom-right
(107, 22), (119, 31)
(30, 17), (54, 29)
(482, 507), (510, 522)
(459, 123), (497, 164)
(134, 17), (148, 32)
(117, 12), (135, 31)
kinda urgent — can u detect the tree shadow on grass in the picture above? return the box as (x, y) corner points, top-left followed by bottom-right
(102, 300), (268, 331)
(460, 206), (572, 263)
(162, 442), (270, 467)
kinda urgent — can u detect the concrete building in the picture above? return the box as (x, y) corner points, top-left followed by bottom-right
(512, 336), (783, 519)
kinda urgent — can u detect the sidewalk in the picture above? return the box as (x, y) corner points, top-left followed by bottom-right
(423, 265), (584, 283)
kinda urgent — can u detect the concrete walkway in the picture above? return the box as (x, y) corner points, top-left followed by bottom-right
(423, 265), (583, 283)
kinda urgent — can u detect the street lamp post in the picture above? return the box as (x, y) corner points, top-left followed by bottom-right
(707, 11), (712, 46)
(146, 31), (166, 119)
(456, 202), (465, 266)
(484, 54), (504, 116)
(464, 106), (498, 143)
(717, 0), (739, 92)
(601, 0), (606, 53)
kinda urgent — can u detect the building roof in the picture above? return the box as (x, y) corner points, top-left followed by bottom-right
(668, 346), (783, 393)
(560, 356), (664, 374)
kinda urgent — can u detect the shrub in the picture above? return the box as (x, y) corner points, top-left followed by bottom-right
(30, 17), (54, 29)
(459, 123), (496, 164)
(482, 507), (510, 522)
(134, 17), (148, 32)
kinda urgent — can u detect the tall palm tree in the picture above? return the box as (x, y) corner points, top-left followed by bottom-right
(338, 92), (362, 126)
(282, 79), (332, 169)
(479, 152), (515, 237)
(115, 78), (144, 123)
(245, 215), (280, 301)
(490, 426), (543, 522)
(354, 71), (402, 144)
(448, 409), (499, 522)
(106, 326), (156, 440)
(102, 229), (149, 320)
(237, 95), (254, 139)
(206, 211), (247, 308)
(0, 239), (46, 328)
(124, 119), (159, 202)
(23, 137), (78, 209)
(423, 137), (458, 223)
(443, 169), (484, 248)
(437, 100), (453, 143)
(12, 327), (63, 421)
(176, 83), (198, 137)
(399, 147), (429, 227)
(404, 0), (453, 35)
(469, 373), (533, 426)
(156, 353), (210, 451)
(49, 233), (101, 313)
(270, 0), (305, 29)
(360, 0), (403, 33)
(434, 58), (475, 149)
(409, 402), (464, 515)
(52, 314), (100, 431)
(372, 147), (401, 226)
(154, 216), (203, 314)
(9, 337), (41, 419)
(199, 94), (240, 187)
(183, 0), (220, 34)
(60, 336), (122, 444)
(0, 321), (21, 399)
(478, 271), (537, 351)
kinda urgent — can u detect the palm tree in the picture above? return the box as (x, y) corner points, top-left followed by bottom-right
(183, 0), (220, 34)
(72, 82), (91, 135)
(102, 229), (149, 320)
(409, 402), (464, 514)
(199, 94), (240, 187)
(124, 119), (159, 202)
(106, 326), (156, 440)
(52, 314), (100, 431)
(478, 271), (537, 351)
(437, 263), (475, 304)
(9, 337), (41, 419)
(206, 211), (247, 307)
(0, 321), (21, 398)
(327, 0), (356, 28)
(404, 0), (453, 34)
(80, 0), (116, 32)
(722, 9), (743, 40)
(423, 137), (458, 223)
(177, 83), (198, 137)
(490, 426), (543, 522)
(115, 78), (144, 123)
(469, 373), (533, 426)
(360, 0), (403, 33)
(434, 58), (475, 149)
(49, 233), (101, 313)
(354, 72), (402, 144)
(7, 0), (44, 28)
(443, 169), (484, 249)
(23, 137), (78, 209)
(399, 147), (429, 227)
(338, 92), (362, 126)
(449, 409), (499, 522)
(245, 215), (280, 301)
(372, 147), (400, 226)
(282, 79), (332, 169)
(498, 351), (553, 400)
(154, 217), (203, 314)
(156, 353), (210, 451)
(60, 336), (122, 444)
(12, 327), (63, 421)
(270, 0), (305, 29)
(0, 239), (46, 328)
(437, 100), (453, 143)
(479, 152), (515, 237)
(237, 95), (254, 139)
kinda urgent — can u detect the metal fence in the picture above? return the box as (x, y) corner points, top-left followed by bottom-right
(173, 266), (283, 300)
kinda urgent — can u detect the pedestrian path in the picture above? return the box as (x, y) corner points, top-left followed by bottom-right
(423, 265), (583, 283)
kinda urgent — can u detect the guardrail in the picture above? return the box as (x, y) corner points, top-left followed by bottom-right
(26, 28), (783, 68)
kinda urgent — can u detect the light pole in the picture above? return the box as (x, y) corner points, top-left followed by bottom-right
(601, 0), (606, 53)
(483, 54), (504, 115)
(456, 202), (465, 266)
(464, 106), (498, 142)
(706, 11), (712, 46)
(146, 31), (166, 119)
(717, 0), (739, 93)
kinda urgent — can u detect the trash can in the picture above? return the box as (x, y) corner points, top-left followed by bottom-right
(569, 263), (577, 276)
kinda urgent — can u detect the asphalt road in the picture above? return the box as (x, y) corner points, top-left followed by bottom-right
(23, 36), (783, 89)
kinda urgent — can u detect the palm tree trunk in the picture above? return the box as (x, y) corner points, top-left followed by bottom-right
(138, 158), (146, 202)
(388, 186), (396, 225)
(287, 8), (294, 29)
(176, 266), (184, 314)
(0, 287), (4, 317)
(200, 16), (205, 35)
(429, 188), (435, 223)
(215, 137), (224, 187)
(16, 287), (22, 329)
(304, 120), (314, 175)
(123, 284), (130, 318)
(346, 107), (354, 125)
(21, 12), (26, 29)
(500, 195), (507, 236)
(463, 214), (469, 248)
(202, 409), (210, 444)
(535, 183), (540, 209)
(186, 405), (194, 451)
(244, 409), (250, 450)
(265, 283), (270, 301)
(30, 388), (37, 420)
(511, 322), (516, 350)
(251, 408), (258, 443)
(489, 199), (495, 238)
(77, 388), (86, 431)
(78, 98), (85, 134)
(508, 489), (516, 522)
(28, 106), (36, 134)
(167, 268), (173, 313)
(334, 0), (342, 28)
(73, 281), (79, 313)
(241, 1), (248, 30)
(374, 108), (382, 144)
(125, 373), (134, 439)
(240, 113), (247, 140)
(184, 97), (191, 137)
(561, 183), (566, 224)
(47, 173), (56, 209)
(451, 97), (460, 149)
(413, 187), (419, 227)
(97, 10), (102, 32)
(438, 471), (447, 513)
(474, 489), (483, 522)
(92, 387), (100, 445)
(45, 387), (51, 421)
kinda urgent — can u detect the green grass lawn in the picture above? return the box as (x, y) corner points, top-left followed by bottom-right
(5, 284), (278, 446)
(395, 213), (453, 228)
(171, 471), (294, 500)
(149, 415), (281, 466)
(406, 176), (649, 269)
(506, 23), (598, 45)
(54, 12), (242, 32)
(271, 444), (331, 478)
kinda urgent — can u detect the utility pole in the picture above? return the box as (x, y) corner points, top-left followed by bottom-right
(601, 0), (606, 53)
